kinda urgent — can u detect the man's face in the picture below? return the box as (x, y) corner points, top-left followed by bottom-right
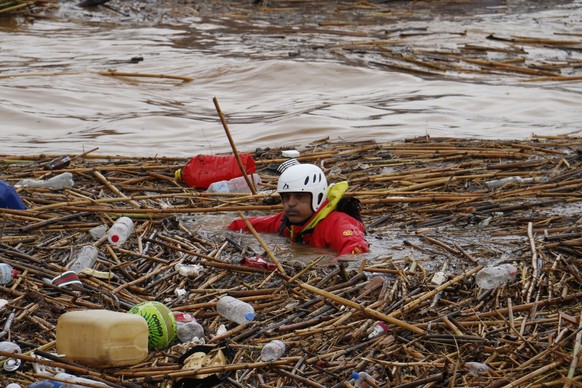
(280, 192), (314, 224)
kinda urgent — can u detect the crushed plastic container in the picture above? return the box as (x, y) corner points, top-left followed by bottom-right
(260, 340), (285, 361)
(174, 153), (256, 189)
(176, 320), (205, 343)
(67, 245), (98, 274)
(16, 172), (74, 190)
(55, 309), (149, 368)
(485, 176), (534, 189)
(475, 264), (518, 289)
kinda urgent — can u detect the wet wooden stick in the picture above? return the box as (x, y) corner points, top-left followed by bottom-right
(116, 357), (302, 378)
(237, 211), (286, 275)
(389, 265), (483, 318)
(111, 263), (170, 294)
(93, 170), (140, 207)
(0, 350), (121, 385)
(98, 70), (193, 82)
(501, 361), (562, 388)
(275, 368), (327, 388)
(213, 96), (257, 195)
(526, 222), (539, 303)
(20, 211), (92, 232)
(285, 275), (424, 335)
(565, 310), (582, 385)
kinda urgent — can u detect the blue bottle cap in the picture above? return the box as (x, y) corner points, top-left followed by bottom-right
(245, 312), (255, 321)
(351, 371), (360, 380)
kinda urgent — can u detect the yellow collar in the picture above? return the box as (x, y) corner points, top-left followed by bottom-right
(302, 181), (348, 231)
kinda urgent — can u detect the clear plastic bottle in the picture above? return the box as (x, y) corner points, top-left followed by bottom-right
(16, 172), (74, 190)
(0, 263), (18, 285)
(0, 341), (22, 372)
(0, 179), (27, 210)
(67, 245), (98, 274)
(107, 217), (134, 245)
(206, 174), (262, 193)
(475, 264), (518, 289)
(260, 340), (285, 361)
(367, 322), (388, 339)
(216, 296), (255, 324)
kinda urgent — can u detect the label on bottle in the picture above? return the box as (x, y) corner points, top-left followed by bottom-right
(173, 312), (197, 323)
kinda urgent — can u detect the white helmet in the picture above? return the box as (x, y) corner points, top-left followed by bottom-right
(277, 164), (328, 212)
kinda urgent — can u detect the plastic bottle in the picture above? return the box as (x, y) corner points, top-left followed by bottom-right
(352, 371), (378, 387)
(367, 322), (388, 339)
(0, 263), (18, 285)
(216, 296), (255, 324)
(67, 245), (98, 274)
(174, 153), (256, 189)
(16, 172), (74, 190)
(107, 217), (134, 245)
(475, 264), (518, 289)
(44, 155), (72, 170)
(206, 174), (262, 194)
(260, 340), (285, 361)
(0, 179), (27, 210)
(55, 309), (149, 368)
(0, 341), (22, 372)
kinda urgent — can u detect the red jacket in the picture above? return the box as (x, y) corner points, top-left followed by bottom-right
(228, 199), (369, 256)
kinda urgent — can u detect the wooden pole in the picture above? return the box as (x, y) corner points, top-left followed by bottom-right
(237, 211), (287, 276)
(213, 97), (258, 195)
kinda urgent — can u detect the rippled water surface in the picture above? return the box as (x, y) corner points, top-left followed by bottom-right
(1, 0), (581, 157)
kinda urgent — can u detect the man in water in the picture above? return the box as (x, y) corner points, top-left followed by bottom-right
(228, 163), (369, 256)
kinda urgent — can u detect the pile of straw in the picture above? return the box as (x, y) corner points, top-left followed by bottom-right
(0, 134), (581, 387)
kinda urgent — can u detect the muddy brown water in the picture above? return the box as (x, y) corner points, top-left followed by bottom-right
(1, 1), (581, 266)
(0, 0), (580, 157)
